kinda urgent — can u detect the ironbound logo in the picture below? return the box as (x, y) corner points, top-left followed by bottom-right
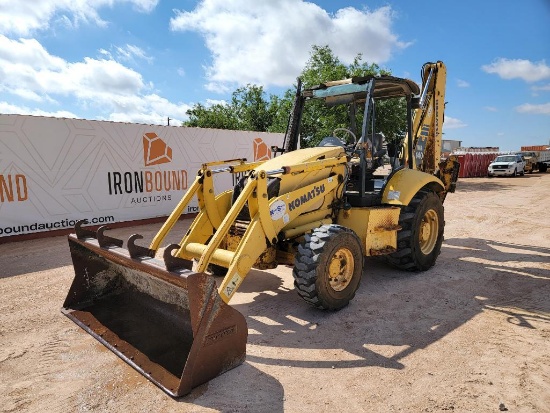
(107, 133), (187, 201)
(0, 174), (28, 203)
(143, 132), (172, 166)
(253, 137), (271, 161)
(204, 325), (238, 346)
(288, 184), (325, 212)
(232, 137), (272, 186)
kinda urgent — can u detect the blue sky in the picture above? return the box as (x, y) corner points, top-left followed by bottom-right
(1, 0), (549, 151)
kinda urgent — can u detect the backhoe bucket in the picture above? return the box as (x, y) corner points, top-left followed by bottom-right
(61, 226), (247, 397)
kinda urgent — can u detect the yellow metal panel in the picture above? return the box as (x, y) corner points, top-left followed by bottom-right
(365, 207), (400, 256)
(256, 147), (347, 197)
(337, 206), (400, 256)
(382, 168), (444, 206)
(337, 208), (371, 251)
(257, 146), (345, 171)
(269, 175), (340, 236)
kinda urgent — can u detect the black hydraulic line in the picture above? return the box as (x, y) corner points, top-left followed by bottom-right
(282, 78), (304, 153)
(407, 95), (413, 169)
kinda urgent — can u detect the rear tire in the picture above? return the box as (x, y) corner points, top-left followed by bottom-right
(293, 225), (363, 310)
(384, 189), (444, 271)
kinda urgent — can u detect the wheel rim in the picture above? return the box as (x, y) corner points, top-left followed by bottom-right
(419, 209), (439, 255)
(327, 247), (354, 291)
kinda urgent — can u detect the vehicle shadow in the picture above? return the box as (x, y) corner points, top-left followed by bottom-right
(456, 179), (516, 193)
(180, 362), (285, 412)
(222, 237), (549, 377)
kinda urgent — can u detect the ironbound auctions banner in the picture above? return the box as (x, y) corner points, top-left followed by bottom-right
(0, 114), (284, 237)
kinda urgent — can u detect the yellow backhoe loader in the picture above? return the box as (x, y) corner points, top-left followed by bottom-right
(62, 61), (459, 396)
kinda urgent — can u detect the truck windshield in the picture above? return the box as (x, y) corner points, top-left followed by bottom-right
(495, 156), (516, 162)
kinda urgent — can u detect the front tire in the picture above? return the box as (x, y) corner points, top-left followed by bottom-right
(384, 189), (444, 271)
(293, 225), (363, 310)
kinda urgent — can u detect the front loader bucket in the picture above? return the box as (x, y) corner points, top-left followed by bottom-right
(62, 227), (247, 397)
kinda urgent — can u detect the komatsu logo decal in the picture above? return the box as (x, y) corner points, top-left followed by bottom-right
(288, 184), (325, 211)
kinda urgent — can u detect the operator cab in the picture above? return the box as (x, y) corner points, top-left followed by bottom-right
(279, 74), (420, 207)
(305, 76), (420, 207)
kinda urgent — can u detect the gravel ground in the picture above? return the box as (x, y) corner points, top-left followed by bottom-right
(1, 173), (549, 413)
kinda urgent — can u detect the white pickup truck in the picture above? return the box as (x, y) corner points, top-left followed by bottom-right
(487, 154), (525, 177)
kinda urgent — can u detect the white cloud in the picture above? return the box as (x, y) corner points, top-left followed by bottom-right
(170, 1), (409, 90)
(484, 106), (498, 112)
(205, 99), (227, 107)
(0, 101), (78, 118)
(0, 35), (190, 124)
(0, 36), (144, 98)
(444, 116), (467, 129)
(482, 58), (550, 82)
(113, 44), (153, 64)
(515, 103), (550, 115)
(105, 97), (187, 125)
(0, 0), (159, 36)
(456, 79), (470, 88)
(531, 83), (550, 92)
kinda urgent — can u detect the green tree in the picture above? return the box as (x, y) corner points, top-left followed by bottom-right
(184, 102), (238, 129)
(184, 84), (278, 132)
(293, 45), (406, 147)
(183, 45), (408, 148)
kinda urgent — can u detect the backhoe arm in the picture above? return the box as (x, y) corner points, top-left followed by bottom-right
(409, 61), (446, 174)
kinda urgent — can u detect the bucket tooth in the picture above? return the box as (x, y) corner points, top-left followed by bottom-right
(75, 219), (97, 239)
(127, 234), (156, 258)
(96, 225), (124, 248)
(164, 244), (193, 271)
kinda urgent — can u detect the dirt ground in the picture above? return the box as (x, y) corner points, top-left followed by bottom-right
(1, 173), (549, 413)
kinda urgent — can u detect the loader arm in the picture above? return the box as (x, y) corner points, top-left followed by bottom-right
(175, 154), (348, 303)
(149, 158), (264, 252)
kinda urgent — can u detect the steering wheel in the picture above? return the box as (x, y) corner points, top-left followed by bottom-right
(332, 128), (357, 146)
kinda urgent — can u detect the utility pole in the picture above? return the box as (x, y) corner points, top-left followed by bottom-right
(167, 117), (172, 126)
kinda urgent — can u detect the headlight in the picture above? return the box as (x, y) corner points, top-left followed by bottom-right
(508, 163), (514, 167)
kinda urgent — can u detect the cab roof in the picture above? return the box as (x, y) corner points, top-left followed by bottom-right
(304, 75), (420, 104)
